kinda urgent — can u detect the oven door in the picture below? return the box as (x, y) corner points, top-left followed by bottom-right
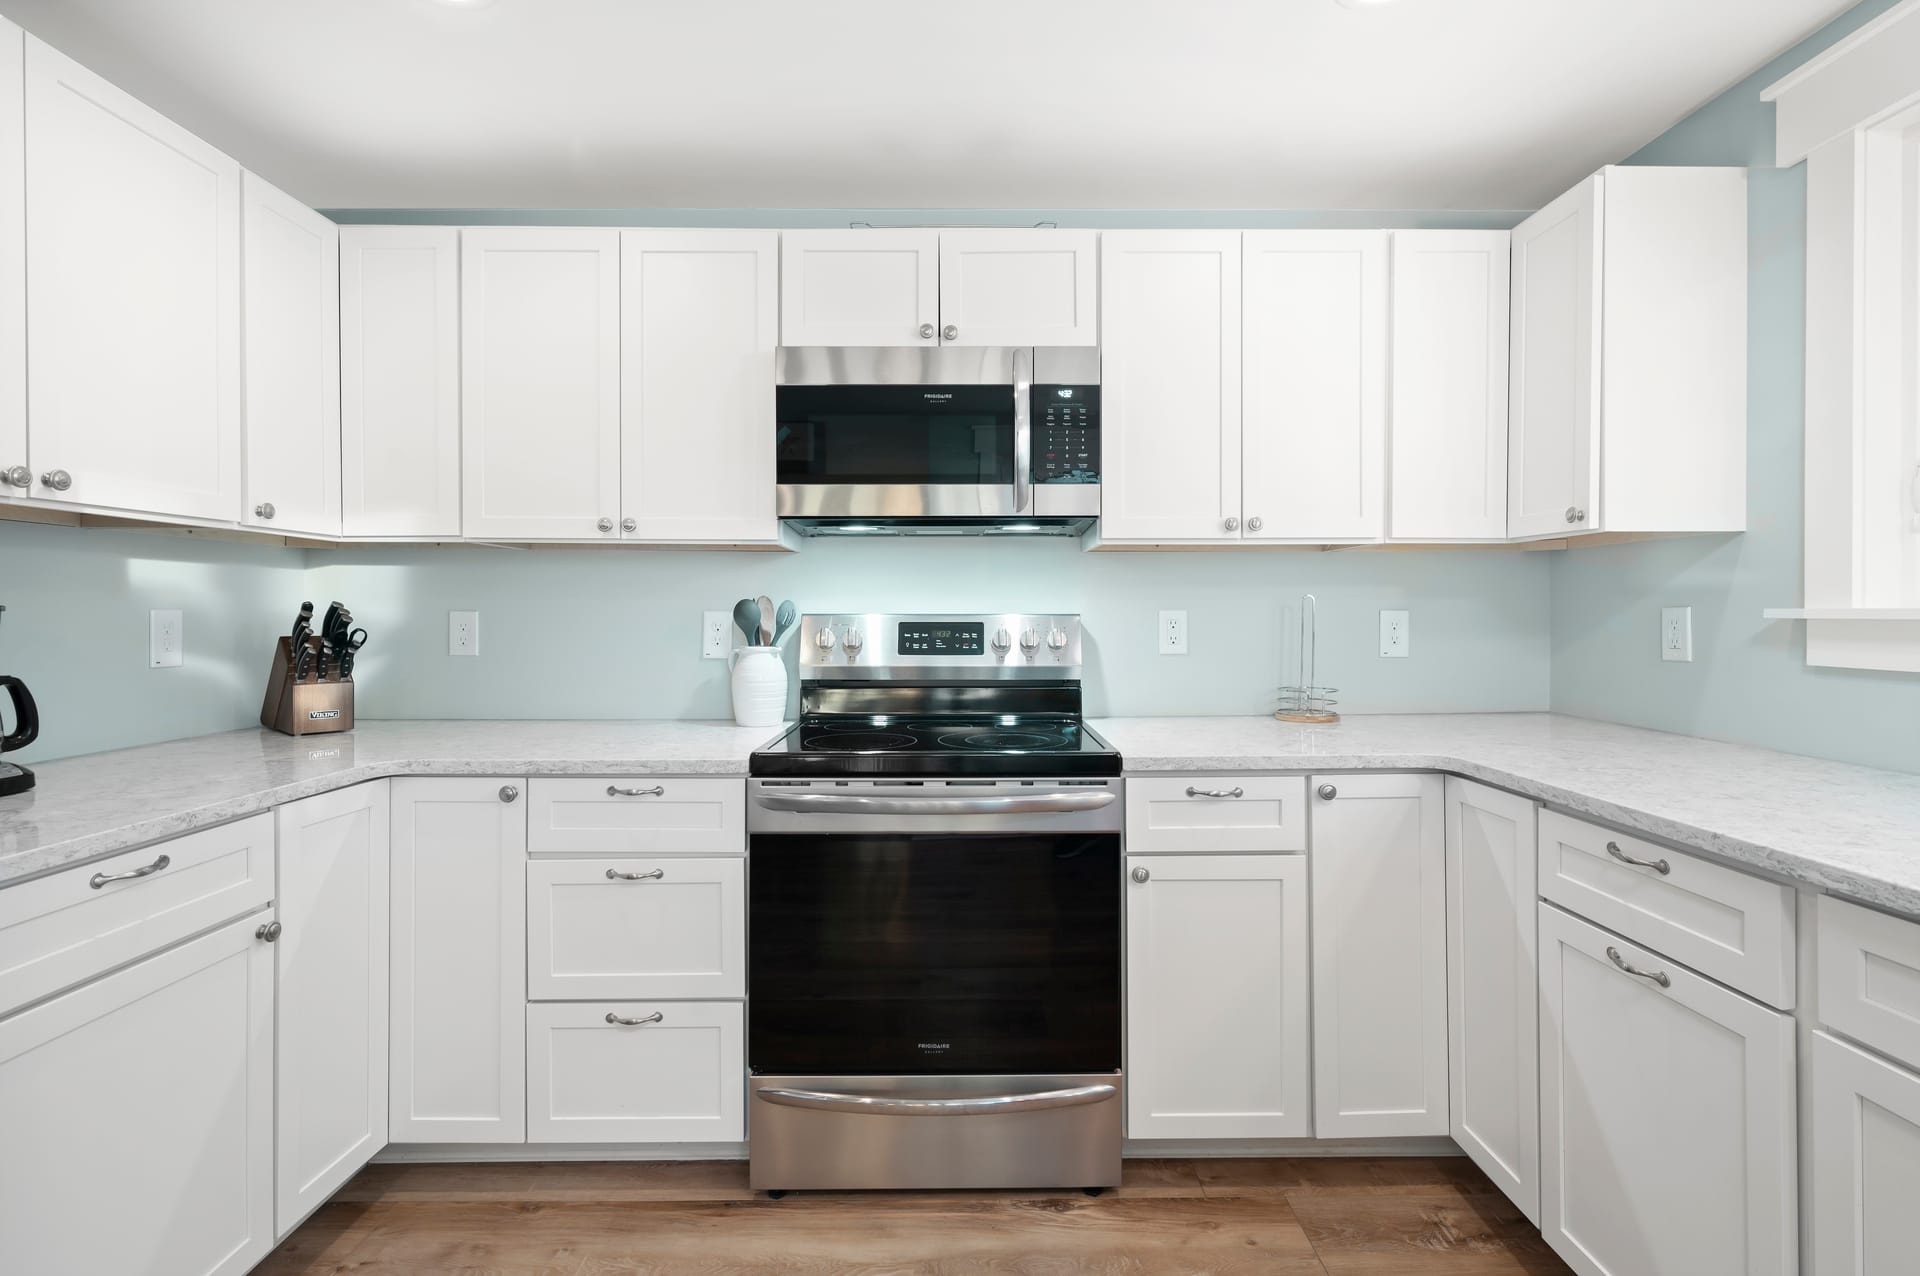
(748, 818), (1119, 1076)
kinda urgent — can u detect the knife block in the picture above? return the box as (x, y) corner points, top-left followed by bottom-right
(260, 636), (355, 736)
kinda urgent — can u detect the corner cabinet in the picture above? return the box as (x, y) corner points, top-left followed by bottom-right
(24, 36), (241, 522)
(389, 777), (529, 1143)
(461, 229), (622, 540)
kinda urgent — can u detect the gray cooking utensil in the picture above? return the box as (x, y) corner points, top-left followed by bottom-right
(732, 598), (761, 648)
(772, 600), (798, 646)
(757, 595), (775, 645)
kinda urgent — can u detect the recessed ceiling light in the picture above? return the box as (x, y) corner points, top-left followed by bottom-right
(1333, 0), (1399, 7)
(428, 0), (497, 8)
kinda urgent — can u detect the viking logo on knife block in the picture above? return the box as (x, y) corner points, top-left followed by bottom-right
(260, 599), (363, 736)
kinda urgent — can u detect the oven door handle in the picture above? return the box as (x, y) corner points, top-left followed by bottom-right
(756, 1082), (1117, 1116)
(752, 790), (1115, 816)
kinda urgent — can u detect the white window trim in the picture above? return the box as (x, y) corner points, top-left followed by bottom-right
(1762, 0), (1920, 672)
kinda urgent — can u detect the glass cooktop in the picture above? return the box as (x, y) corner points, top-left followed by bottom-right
(751, 714), (1121, 777)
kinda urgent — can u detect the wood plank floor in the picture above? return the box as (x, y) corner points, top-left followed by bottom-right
(260, 1157), (1573, 1275)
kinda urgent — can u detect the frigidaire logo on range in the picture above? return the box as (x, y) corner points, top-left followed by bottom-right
(921, 392), (953, 401)
(917, 1042), (951, 1052)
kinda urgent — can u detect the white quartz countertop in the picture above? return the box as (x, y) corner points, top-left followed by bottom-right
(4, 714), (1919, 917)
(1092, 714), (1920, 916)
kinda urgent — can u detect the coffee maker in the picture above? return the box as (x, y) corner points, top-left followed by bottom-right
(0, 605), (38, 796)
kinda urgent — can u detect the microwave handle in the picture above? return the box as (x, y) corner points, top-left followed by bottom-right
(1012, 347), (1033, 514)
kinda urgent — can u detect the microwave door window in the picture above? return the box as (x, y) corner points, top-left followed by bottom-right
(776, 387), (1014, 485)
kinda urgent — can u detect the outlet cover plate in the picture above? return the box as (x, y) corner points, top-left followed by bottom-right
(1661, 606), (1693, 662)
(449, 610), (480, 657)
(1380, 609), (1410, 658)
(703, 611), (731, 660)
(149, 609), (183, 668)
(1159, 610), (1188, 656)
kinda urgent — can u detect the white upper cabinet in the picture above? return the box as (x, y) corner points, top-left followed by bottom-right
(1098, 231), (1242, 542)
(461, 228), (621, 540)
(241, 174), (339, 537)
(1309, 772), (1449, 1138)
(1390, 231), (1510, 541)
(620, 230), (778, 542)
(24, 37), (241, 522)
(0, 20), (23, 507)
(1242, 231), (1387, 542)
(1509, 167), (1746, 540)
(340, 227), (461, 538)
(780, 229), (939, 347)
(936, 229), (1097, 346)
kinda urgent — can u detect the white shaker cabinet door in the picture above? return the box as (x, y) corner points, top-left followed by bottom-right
(1538, 903), (1796, 1276)
(1443, 777), (1539, 1222)
(1097, 232), (1242, 542)
(937, 229), (1097, 347)
(1241, 231), (1387, 543)
(1125, 853), (1310, 1139)
(1309, 772), (1449, 1137)
(461, 228), (621, 540)
(241, 172), (339, 537)
(25, 37), (242, 522)
(274, 781), (389, 1234)
(1389, 231), (1510, 541)
(1812, 1030), (1920, 1276)
(621, 230), (778, 542)
(340, 226), (461, 537)
(389, 777), (528, 1143)
(1508, 174), (1601, 540)
(780, 229), (938, 347)
(0, 914), (274, 1276)
(0, 19), (22, 507)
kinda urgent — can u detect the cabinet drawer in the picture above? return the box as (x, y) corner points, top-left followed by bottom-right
(1819, 895), (1920, 1072)
(1124, 776), (1305, 852)
(0, 813), (274, 1017)
(528, 858), (743, 1000)
(527, 1001), (743, 1143)
(526, 778), (743, 855)
(1537, 810), (1794, 1008)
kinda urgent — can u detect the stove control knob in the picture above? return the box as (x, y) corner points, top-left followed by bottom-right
(1019, 627), (1040, 653)
(814, 628), (836, 653)
(991, 627), (1012, 655)
(843, 628), (864, 654)
(1047, 628), (1069, 652)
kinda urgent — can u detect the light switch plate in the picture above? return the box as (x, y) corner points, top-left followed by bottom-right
(448, 610), (480, 657)
(149, 609), (183, 668)
(1380, 609), (1410, 658)
(1661, 607), (1693, 662)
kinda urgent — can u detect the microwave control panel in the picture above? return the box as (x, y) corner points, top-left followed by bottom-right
(1032, 385), (1100, 485)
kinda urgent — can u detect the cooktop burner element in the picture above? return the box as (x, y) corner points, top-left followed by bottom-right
(803, 731), (919, 752)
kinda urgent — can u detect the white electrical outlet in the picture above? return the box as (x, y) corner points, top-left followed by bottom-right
(703, 611), (731, 660)
(149, 609), (183, 668)
(1661, 606), (1693, 662)
(1380, 609), (1410, 658)
(1159, 610), (1188, 655)
(448, 610), (480, 657)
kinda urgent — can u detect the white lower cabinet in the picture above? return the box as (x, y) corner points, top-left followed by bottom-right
(1125, 853), (1310, 1138)
(1444, 777), (1540, 1222)
(1309, 772), (1449, 1137)
(1812, 1029), (1920, 1275)
(527, 856), (744, 1000)
(389, 777), (528, 1143)
(527, 1001), (744, 1143)
(274, 782), (389, 1233)
(1538, 902), (1796, 1276)
(0, 913), (274, 1276)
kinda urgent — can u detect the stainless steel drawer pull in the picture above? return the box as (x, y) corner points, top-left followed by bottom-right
(1185, 786), (1244, 799)
(1606, 946), (1672, 988)
(607, 784), (665, 797)
(757, 1082), (1117, 1116)
(1605, 840), (1671, 875)
(89, 853), (171, 889)
(605, 1011), (664, 1027)
(604, 867), (666, 881)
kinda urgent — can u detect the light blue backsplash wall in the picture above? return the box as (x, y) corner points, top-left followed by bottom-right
(1549, 0), (1920, 774)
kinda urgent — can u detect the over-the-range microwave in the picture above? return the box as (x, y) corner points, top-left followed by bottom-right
(775, 346), (1099, 536)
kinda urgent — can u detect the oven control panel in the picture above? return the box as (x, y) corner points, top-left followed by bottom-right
(1032, 385), (1100, 485)
(801, 613), (1083, 678)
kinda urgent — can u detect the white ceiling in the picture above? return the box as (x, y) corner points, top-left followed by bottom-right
(0, 0), (1855, 211)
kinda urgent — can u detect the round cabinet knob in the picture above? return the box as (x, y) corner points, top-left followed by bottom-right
(1130, 866), (1151, 884)
(1019, 627), (1040, 653)
(40, 469), (72, 492)
(1564, 506), (1577, 524)
(621, 517), (637, 533)
(1047, 628), (1069, 651)
(255, 920), (282, 943)
(918, 322), (936, 340)
(991, 627), (1012, 655)
(254, 502), (276, 520)
(1317, 783), (1338, 801)
(2, 464), (29, 489)
(843, 629), (864, 653)
(1223, 516), (1240, 533)
(499, 784), (519, 803)
(942, 324), (959, 341)
(815, 628), (837, 652)
(597, 517), (615, 533)
(1573, 508), (1587, 523)
(1247, 516), (1263, 533)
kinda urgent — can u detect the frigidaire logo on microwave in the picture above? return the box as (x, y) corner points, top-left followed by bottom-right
(917, 1041), (951, 1052)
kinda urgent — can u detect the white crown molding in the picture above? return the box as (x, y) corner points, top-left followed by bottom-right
(1764, 0), (1920, 164)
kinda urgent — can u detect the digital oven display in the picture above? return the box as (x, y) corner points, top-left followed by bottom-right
(898, 622), (985, 655)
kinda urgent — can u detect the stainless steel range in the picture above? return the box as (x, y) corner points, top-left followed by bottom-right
(746, 613), (1122, 1193)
